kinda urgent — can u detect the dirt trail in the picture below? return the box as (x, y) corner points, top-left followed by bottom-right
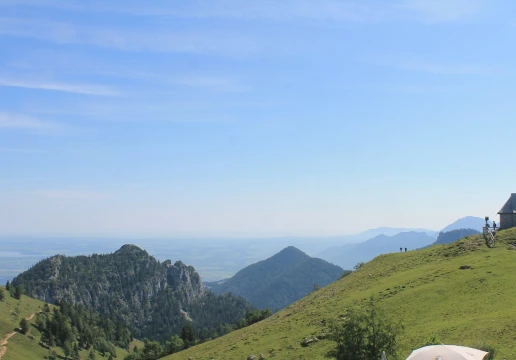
(0, 312), (37, 359)
(0, 331), (17, 359)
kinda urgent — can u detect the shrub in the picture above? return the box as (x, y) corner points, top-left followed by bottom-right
(327, 297), (403, 360)
(19, 318), (30, 334)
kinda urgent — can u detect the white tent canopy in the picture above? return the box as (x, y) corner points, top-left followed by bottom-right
(406, 345), (488, 360)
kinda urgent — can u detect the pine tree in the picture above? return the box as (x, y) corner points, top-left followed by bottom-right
(72, 343), (81, 360)
(180, 323), (196, 349)
(88, 348), (96, 360)
(0, 287), (4, 301)
(13, 285), (24, 300)
(166, 335), (184, 354)
(19, 318), (30, 334)
(5, 280), (10, 291)
(63, 340), (73, 358)
(48, 349), (58, 360)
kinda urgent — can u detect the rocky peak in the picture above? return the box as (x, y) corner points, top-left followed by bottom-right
(115, 244), (149, 257)
(166, 260), (204, 302)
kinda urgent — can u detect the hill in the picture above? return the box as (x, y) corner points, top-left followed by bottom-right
(11, 245), (252, 343)
(428, 228), (481, 247)
(0, 285), (141, 360)
(207, 246), (343, 311)
(440, 216), (485, 232)
(162, 228), (516, 360)
(316, 231), (436, 269)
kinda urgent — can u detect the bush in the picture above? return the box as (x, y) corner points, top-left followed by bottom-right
(340, 270), (353, 279)
(19, 318), (30, 334)
(353, 262), (365, 271)
(327, 297), (403, 360)
(13, 285), (24, 300)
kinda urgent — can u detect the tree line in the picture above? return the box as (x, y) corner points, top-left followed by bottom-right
(35, 300), (133, 359)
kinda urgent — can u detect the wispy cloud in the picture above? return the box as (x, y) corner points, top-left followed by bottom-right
(363, 56), (497, 76)
(177, 76), (251, 93)
(0, 0), (486, 23)
(32, 189), (108, 200)
(399, 0), (484, 22)
(128, 1), (376, 22)
(0, 77), (119, 96)
(0, 147), (47, 153)
(0, 1), (382, 22)
(0, 17), (261, 57)
(0, 112), (64, 132)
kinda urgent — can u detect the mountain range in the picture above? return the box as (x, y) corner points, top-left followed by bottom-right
(440, 216), (486, 232)
(316, 231), (437, 269)
(206, 246), (343, 311)
(1, 216), (511, 359)
(314, 216), (485, 269)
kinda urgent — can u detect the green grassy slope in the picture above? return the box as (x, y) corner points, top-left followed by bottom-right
(164, 228), (516, 360)
(0, 287), (140, 360)
(0, 287), (43, 338)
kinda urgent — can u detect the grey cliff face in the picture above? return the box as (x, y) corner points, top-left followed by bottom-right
(166, 260), (204, 302)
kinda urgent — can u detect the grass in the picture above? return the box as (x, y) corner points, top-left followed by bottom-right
(163, 228), (516, 360)
(0, 287), (139, 360)
(0, 288), (43, 338)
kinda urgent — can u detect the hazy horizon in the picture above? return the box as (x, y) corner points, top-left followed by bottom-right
(0, 218), (471, 239)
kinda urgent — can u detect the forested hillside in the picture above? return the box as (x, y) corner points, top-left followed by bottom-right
(0, 285), (141, 359)
(12, 245), (253, 342)
(208, 246), (343, 310)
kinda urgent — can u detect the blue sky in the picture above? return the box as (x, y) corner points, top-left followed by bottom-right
(1, 0), (515, 237)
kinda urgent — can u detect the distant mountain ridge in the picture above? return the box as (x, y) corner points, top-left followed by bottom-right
(440, 216), (485, 232)
(426, 228), (481, 248)
(12, 244), (252, 342)
(316, 231), (436, 269)
(207, 246), (343, 311)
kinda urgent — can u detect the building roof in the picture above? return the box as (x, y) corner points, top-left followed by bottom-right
(498, 193), (516, 214)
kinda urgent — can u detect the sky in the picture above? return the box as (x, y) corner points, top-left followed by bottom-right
(1, 0), (515, 238)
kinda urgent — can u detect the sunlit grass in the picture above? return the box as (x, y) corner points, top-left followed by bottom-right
(163, 228), (516, 360)
(0, 286), (137, 359)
